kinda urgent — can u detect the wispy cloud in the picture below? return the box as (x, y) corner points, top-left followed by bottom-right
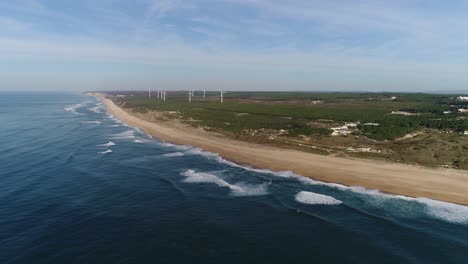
(0, 17), (31, 32)
(1, 0), (468, 91)
(145, 0), (191, 18)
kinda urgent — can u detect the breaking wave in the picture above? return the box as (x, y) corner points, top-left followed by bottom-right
(97, 141), (116, 147)
(64, 103), (85, 114)
(81, 121), (101, 125)
(295, 191), (342, 205)
(106, 113), (128, 127)
(181, 170), (241, 191)
(180, 170), (268, 196)
(230, 182), (269, 197)
(416, 198), (468, 224)
(161, 152), (185, 158)
(98, 149), (112, 154)
(88, 105), (103, 113)
(159, 142), (193, 151)
(110, 130), (135, 139)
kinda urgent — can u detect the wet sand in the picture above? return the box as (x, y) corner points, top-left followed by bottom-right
(94, 93), (468, 205)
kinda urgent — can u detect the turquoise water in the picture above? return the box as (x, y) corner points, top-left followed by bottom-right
(1, 92), (467, 263)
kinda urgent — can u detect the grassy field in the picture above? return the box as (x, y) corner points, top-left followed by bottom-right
(108, 91), (468, 169)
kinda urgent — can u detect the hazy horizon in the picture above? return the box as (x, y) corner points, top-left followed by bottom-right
(1, 1), (468, 92)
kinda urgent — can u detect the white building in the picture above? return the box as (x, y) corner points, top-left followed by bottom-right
(331, 123), (358, 136)
(457, 96), (468, 101)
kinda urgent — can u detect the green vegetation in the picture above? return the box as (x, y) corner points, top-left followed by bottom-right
(114, 91), (468, 140)
(110, 91), (468, 169)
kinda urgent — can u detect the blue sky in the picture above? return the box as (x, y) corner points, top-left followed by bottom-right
(1, 0), (468, 91)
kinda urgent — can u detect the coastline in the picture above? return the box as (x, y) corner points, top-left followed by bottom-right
(93, 93), (468, 206)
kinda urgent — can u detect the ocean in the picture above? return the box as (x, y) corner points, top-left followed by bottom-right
(0, 92), (467, 263)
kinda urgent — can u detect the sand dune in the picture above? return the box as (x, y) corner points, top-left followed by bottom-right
(94, 93), (468, 206)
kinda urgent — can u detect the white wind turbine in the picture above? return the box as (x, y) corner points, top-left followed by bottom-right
(188, 89), (193, 103)
(148, 89), (151, 98)
(203, 89), (206, 98)
(219, 90), (225, 103)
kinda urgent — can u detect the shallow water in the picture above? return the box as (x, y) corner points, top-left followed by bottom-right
(1, 92), (467, 263)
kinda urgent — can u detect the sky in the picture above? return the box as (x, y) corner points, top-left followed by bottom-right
(1, 0), (468, 92)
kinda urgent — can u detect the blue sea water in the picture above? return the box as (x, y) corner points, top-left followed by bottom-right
(0, 92), (467, 263)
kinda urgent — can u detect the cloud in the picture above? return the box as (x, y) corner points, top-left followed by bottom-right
(0, 17), (31, 32)
(1, 0), (468, 91)
(221, 0), (468, 56)
(1, 31), (467, 91)
(145, 0), (190, 18)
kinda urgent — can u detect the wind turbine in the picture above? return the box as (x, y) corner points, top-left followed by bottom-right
(163, 89), (166, 102)
(188, 89), (192, 103)
(220, 90), (225, 103)
(157, 90), (160, 100)
(148, 89), (151, 98)
(203, 90), (206, 98)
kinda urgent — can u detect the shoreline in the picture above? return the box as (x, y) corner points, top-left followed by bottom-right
(93, 93), (468, 206)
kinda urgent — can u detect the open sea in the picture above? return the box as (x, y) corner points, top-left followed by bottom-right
(1, 92), (467, 263)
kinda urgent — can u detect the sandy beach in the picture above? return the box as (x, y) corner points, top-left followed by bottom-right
(94, 93), (468, 205)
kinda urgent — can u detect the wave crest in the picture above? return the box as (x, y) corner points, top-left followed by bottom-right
(295, 191), (342, 205)
(162, 152), (185, 158)
(64, 103), (85, 114)
(110, 130), (135, 139)
(181, 170), (241, 191)
(97, 141), (116, 147)
(81, 121), (101, 125)
(180, 170), (269, 196)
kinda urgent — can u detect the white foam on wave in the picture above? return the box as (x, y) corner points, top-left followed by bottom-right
(345, 186), (468, 224)
(231, 182), (269, 197)
(133, 139), (143, 143)
(81, 121), (101, 125)
(181, 170), (241, 191)
(97, 141), (116, 147)
(180, 170), (269, 196)
(88, 105), (103, 113)
(64, 103), (85, 114)
(110, 130), (135, 139)
(106, 113), (128, 127)
(98, 149), (112, 154)
(128, 152), (185, 161)
(161, 152), (185, 158)
(416, 198), (468, 224)
(295, 191), (342, 205)
(158, 142), (193, 151)
(184, 147), (221, 159)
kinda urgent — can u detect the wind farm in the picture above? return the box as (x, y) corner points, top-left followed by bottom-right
(139, 89), (228, 104)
